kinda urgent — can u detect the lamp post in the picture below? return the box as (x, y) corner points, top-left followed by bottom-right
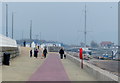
(6, 4), (8, 37)
(30, 20), (32, 47)
(12, 12), (14, 39)
(84, 4), (87, 48)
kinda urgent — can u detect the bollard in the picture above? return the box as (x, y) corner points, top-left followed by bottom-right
(79, 48), (83, 69)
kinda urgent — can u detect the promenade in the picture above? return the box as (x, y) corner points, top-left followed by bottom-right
(2, 47), (97, 81)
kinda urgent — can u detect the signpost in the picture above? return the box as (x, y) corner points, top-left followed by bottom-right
(79, 48), (83, 69)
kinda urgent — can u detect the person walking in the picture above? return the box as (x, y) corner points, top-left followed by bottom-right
(34, 49), (38, 58)
(43, 48), (47, 58)
(30, 49), (32, 57)
(59, 48), (64, 59)
(38, 45), (40, 49)
(23, 41), (26, 47)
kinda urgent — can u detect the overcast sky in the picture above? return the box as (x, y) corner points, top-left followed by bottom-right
(0, 2), (2, 34)
(1, 2), (118, 45)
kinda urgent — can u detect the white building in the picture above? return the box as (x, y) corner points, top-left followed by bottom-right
(0, 34), (17, 47)
(40, 43), (61, 49)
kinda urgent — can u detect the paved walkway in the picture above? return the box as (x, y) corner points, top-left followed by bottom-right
(2, 47), (45, 81)
(2, 47), (97, 81)
(29, 53), (69, 81)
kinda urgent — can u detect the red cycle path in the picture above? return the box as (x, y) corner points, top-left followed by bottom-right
(28, 53), (70, 81)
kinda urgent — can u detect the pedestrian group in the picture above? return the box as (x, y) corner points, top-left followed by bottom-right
(30, 46), (66, 59)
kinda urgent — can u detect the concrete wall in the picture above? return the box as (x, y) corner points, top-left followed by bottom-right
(0, 47), (20, 65)
(66, 54), (119, 82)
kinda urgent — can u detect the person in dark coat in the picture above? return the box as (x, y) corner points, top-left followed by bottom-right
(23, 41), (26, 47)
(30, 49), (32, 57)
(34, 49), (38, 58)
(43, 48), (47, 58)
(38, 45), (40, 49)
(59, 48), (64, 59)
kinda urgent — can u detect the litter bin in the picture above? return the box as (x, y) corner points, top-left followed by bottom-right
(3, 53), (10, 66)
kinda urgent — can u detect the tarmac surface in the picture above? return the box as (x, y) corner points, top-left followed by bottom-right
(2, 47), (97, 81)
(29, 53), (70, 81)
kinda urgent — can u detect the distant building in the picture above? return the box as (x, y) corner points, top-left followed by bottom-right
(40, 43), (61, 49)
(80, 42), (85, 47)
(100, 41), (114, 47)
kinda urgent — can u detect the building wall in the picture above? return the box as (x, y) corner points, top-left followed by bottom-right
(0, 34), (17, 47)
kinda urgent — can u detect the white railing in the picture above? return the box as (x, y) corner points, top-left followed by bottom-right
(0, 34), (17, 47)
